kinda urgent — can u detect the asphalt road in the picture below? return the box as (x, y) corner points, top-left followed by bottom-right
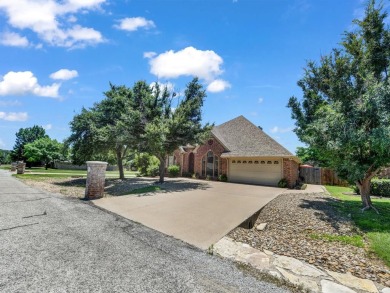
(0, 170), (290, 293)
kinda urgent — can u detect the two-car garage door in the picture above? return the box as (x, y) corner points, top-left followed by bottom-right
(228, 158), (282, 186)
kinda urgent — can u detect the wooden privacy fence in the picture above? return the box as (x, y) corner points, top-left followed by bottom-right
(299, 167), (348, 186)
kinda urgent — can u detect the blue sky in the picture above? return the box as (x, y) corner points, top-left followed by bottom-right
(0, 0), (378, 153)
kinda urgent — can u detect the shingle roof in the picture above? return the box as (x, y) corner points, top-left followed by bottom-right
(211, 115), (294, 158)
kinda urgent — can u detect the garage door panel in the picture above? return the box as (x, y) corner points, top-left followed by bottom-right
(229, 159), (282, 186)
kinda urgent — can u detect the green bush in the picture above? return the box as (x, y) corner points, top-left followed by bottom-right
(352, 185), (360, 195)
(133, 153), (160, 177)
(168, 165), (180, 177)
(370, 179), (390, 198)
(277, 178), (288, 188)
(218, 174), (228, 182)
(182, 172), (192, 178)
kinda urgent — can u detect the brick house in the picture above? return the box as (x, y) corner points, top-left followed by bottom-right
(169, 115), (300, 188)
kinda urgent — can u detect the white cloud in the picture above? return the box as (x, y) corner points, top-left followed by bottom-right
(150, 81), (175, 93)
(207, 79), (231, 93)
(115, 17), (155, 31)
(50, 69), (78, 80)
(148, 46), (224, 81)
(0, 100), (22, 107)
(143, 51), (157, 59)
(0, 71), (60, 98)
(0, 31), (29, 47)
(0, 112), (28, 121)
(258, 97), (264, 103)
(0, 0), (105, 48)
(43, 123), (52, 130)
(270, 126), (294, 133)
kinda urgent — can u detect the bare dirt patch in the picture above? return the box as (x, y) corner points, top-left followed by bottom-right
(228, 192), (390, 286)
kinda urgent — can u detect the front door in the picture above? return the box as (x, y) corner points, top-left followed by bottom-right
(189, 153), (194, 174)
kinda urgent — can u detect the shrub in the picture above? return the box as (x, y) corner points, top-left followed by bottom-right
(182, 172), (192, 178)
(370, 179), (390, 198)
(218, 174), (228, 182)
(132, 153), (160, 177)
(168, 165), (180, 177)
(352, 185), (360, 195)
(277, 178), (288, 188)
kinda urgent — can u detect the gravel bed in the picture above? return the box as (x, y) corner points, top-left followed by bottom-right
(228, 192), (390, 286)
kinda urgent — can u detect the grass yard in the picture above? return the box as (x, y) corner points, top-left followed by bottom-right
(325, 185), (390, 267)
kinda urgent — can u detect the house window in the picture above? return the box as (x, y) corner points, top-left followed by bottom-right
(202, 151), (219, 177)
(254, 161), (259, 164)
(274, 161), (279, 164)
(248, 161), (253, 164)
(232, 160), (236, 164)
(208, 139), (213, 145)
(267, 161), (272, 164)
(261, 161), (265, 164)
(167, 155), (175, 167)
(243, 160), (247, 164)
(237, 160), (241, 163)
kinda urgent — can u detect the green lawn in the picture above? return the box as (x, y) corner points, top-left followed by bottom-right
(325, 185), (390, 267)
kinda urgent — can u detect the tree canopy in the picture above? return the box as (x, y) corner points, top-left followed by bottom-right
(288, 0), (390, 211)
(66, 78), (211, 181)
(295, 146), (330, 167)
(11, 125), (48, 163)
(142, 78), (212, 182)
(24, 137), (64, 169)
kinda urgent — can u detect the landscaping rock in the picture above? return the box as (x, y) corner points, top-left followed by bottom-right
(213, 237), (270, 270)
(263, 249), (274, 256)
(320, 280), (357, 293)
(228, 192), (390, 286)
(268, 270), (282, 279)
(256, 223), (267, 231)
(277, 267), (320, 292)
(273, 255), (326, 278)
(326, 270), (378, 293)
(381, 288), (390, 293)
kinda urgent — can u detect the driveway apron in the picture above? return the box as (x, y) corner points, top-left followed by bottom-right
(93, 180), (284, 250)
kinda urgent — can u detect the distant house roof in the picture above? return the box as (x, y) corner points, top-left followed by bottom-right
(211, 115), (295, 158)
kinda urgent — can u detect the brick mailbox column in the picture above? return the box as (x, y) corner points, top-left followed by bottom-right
(85, 161), (108, 199)
(11, 162), (17, 172)
(16, 162), (26, 174)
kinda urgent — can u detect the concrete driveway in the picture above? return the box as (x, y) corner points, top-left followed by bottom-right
(93, 179), (285, 250)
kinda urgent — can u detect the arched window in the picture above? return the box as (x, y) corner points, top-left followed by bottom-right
(201, 151), (219, 177)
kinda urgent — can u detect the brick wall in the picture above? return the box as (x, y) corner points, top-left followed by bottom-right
(194, 138), (226, 178)
(173, 137), (228, 178)
(283, 158), (299, 188)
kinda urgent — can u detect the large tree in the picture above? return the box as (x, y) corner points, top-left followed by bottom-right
(288, 0), (390, 211)
(142, 78), (212, 183)
(0, 149), (11, 164)
(66, 84), (142, 180)
(24, 137), (63, 169)
(11, 125), (48, 163)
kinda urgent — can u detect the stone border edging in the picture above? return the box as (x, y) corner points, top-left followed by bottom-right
(213, 237), (389, 293)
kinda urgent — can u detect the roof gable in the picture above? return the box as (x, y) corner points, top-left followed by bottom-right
(211, 115), (293, 157)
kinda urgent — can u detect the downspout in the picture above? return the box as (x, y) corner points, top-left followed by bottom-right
(181, 153), (184, 176)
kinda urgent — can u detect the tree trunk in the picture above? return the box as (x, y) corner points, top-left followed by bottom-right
(158, 157), (165, 183)
(116, 149), (125, 180)
(356, 177), (378, 213)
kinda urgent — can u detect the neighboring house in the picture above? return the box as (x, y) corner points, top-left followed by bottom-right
(170, 115), (299, 188)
